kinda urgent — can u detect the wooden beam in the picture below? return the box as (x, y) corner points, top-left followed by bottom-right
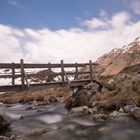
(61, 60), (65, 85)
(0, 79), (93, 92)
(12, 62), (15, 85)
(89, 60), (93, 82)
(0, 71), (91, 79)
(0, 62), (98, 69)
(20, 59), (25, 90)
(74, 63), (78, 80)
(48, 63), (52, 82)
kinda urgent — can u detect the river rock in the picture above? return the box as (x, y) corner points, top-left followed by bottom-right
(124, 104), (137, 115)
(83, 82), (100, 93)
(25, 128), (48, 137)
(0, 136), (9, 140)
(131, 107), (140, 120)
(91, 113), (107, 121)
(124, 105), (140, 120)
(65, 89), (90, 111)
(70, 106), (89, 116)
(109, 111), (128, 121)
(131, 74), (140, 92)
(49, 96), (58, 103)
(119, 108), (124, 112)
(65, 84), (98, 111)
(115, 80), (133, 92)
(92, 101), (99, 108)
(88, 107), (99, 114)
(0, 112), (11, 131)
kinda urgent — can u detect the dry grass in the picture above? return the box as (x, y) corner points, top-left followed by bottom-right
(0, 87), (71, 104)
(91, 91), (140, 110)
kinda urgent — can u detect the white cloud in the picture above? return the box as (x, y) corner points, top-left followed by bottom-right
(99, 9), (108, 17)
(8, 0), (23, 9)
(130, 0), (140, 14)
(124, 0), (140, 14)
(0, 11), (140, 63)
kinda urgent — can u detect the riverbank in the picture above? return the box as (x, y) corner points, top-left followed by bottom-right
(0, 87), (71, 104)
(1, 102), (140, 140)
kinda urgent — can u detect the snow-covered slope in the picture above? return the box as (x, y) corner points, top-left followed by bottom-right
(96, 37), (140, 76)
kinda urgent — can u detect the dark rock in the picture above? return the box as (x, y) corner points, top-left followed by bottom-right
(65, 89), (90, 111)
(49, 96), (58, 103)
(91, 113), (107, 121)
(20, 115), (24, 120)
(0, 136), (9, 140)
(25, 106), (34, 111)
(0, 112), (11, 131)
(131, 107), (140, 120)
(65, 82), (102, 111)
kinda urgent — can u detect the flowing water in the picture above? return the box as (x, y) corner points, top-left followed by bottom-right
(1, 103), (140, 140)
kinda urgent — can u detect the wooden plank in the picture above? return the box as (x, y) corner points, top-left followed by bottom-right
(12, 62), (15, 85)
(0, 79), (93, 92)
(0, 63), (20, 69)
(0, 71), (91, 79)
(0, 62), (98, 69)
(20, 59), (25, 90)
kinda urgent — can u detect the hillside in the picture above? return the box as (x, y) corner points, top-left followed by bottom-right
(96, 37), (140, 76)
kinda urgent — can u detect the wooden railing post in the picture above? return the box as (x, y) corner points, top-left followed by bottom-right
(89, 60), (93, 82)
(61, 60), (65, 85)
(20, 59), (25, 90)
(48, 62), (51, 82)
(12, 62), (15, 85)
(74, 63), (78, 80)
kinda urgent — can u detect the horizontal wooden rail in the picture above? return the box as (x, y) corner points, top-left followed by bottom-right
(0, 79), (96, 92)
(0, 63), (98, 69)
(0, 72), (91, 79)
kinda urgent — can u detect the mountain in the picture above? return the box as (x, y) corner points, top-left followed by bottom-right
(96, 37), (140, 76)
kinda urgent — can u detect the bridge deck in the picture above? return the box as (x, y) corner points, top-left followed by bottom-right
(0, 79), (94, 92)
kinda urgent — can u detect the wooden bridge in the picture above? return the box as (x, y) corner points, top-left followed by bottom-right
(0, 59), (98, 92)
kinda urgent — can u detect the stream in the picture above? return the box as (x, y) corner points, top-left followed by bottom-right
(1, 103), (140, 140)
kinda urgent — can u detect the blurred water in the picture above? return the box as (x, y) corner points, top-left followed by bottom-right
(1, 103), (140, 140)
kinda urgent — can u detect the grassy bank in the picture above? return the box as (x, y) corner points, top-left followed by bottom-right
(0, 87), (71, 104)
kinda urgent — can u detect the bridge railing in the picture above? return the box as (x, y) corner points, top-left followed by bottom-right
(0, 59), (98, 90)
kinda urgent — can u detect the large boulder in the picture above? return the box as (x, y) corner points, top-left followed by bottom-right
(65, 82), (101, 111)
(0, 112), (11, 131)
(65, 88), (90, 111)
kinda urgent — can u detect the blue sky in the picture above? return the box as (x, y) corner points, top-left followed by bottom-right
(0, 0), (140, 63)
(0, 0), (139, 29)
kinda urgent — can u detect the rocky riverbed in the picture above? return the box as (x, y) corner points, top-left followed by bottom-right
(1, 102), (140, 140)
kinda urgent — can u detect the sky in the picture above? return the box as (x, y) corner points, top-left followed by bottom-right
(0, 0), (140, 63)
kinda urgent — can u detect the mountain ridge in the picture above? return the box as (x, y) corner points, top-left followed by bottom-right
(96, 37), (140, 76)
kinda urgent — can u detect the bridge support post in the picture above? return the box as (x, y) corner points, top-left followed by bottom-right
(20, 59), (25, 90)
(61, 60), (65, 86)
(74, 63), (78, 80)
(48, 63), (51, 82)
(12, 62), (15, 85)
(89, 60), (93, 82)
